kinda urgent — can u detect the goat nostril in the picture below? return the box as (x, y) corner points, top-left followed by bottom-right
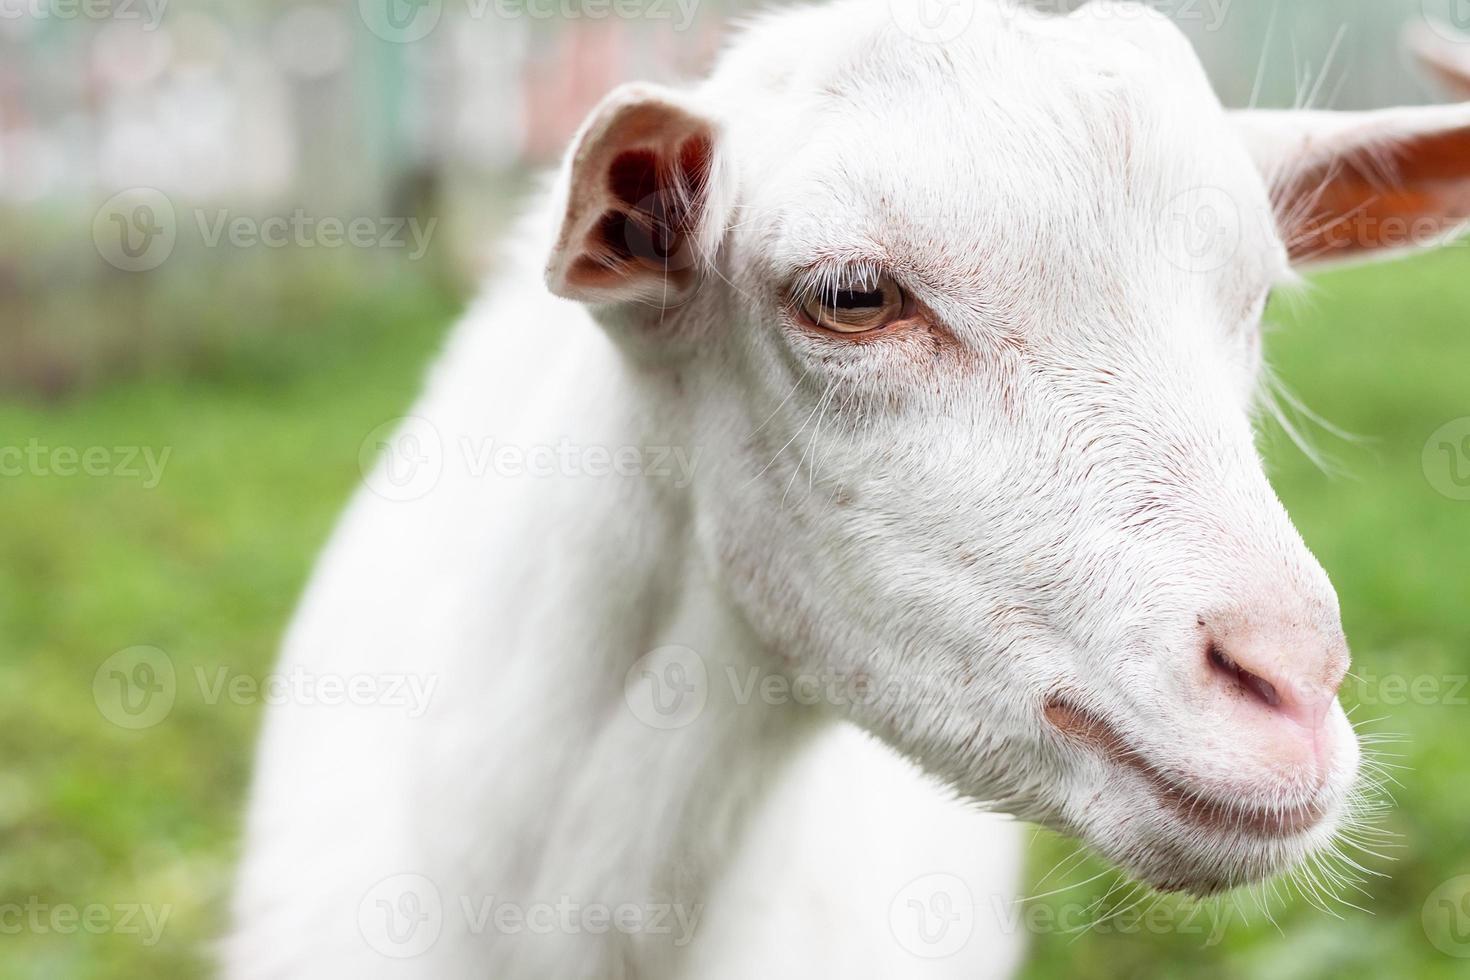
(1207, 642), (1281, 709)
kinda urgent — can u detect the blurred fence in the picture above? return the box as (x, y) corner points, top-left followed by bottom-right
(0, 0), (1454, 205)
(0, 0), (1463, 396)
(0, 2), (731, 241)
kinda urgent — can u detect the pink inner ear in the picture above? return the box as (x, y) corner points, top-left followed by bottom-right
(677, 136), (713, 205)
(609, 150), (659, 207)
(1284, 125), (1470, 262)
(565, 136), (712, 298)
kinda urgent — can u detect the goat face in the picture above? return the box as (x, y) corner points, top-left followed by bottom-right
(546, 0), (1470, 895)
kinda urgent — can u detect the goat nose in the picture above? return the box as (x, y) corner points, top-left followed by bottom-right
(1205, 640), (1346, 731)
(1199, 619), (1348, 758)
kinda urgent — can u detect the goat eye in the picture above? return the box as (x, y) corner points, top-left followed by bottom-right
(799, 274), (905, 334)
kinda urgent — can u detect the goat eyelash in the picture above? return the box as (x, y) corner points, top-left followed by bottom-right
(786, 259), (894, 310)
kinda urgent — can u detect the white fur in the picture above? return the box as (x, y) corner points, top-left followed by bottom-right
(226, 2), (1470, 977)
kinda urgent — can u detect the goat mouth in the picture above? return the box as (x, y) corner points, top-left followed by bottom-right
(1043, 697), (1326, 838)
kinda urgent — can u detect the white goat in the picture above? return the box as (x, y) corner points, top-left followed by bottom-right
(226, 1), (1470, 977)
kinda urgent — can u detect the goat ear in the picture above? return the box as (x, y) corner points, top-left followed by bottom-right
(545, 83), (722, 311)
(1232, 104), (1470, 266)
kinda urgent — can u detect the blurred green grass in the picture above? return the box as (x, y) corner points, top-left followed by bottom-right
(1, 248), (1468, 978)
(0, 264), (457, 978)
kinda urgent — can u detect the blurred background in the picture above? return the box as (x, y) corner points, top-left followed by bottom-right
(3, 0), (1470, 976)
